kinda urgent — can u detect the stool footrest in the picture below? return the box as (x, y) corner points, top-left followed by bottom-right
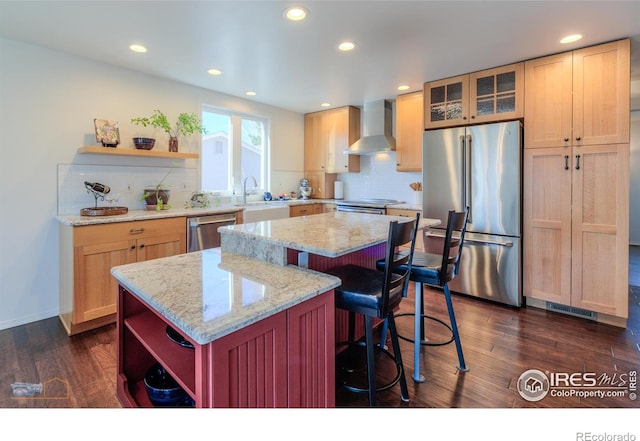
(394, 312), (455, 346)
(336, 340), (404, 394)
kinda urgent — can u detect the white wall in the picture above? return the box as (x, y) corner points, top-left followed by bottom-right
(0, 37), (304, 330)
(630, 112), (640, 245)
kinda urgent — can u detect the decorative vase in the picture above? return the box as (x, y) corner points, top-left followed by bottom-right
(169, 137), (178, 152)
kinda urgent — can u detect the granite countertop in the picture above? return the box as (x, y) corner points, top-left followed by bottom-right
(111, 248), (340, 345)
(56, 198), (333, 226)
(220, 211), (440, 262)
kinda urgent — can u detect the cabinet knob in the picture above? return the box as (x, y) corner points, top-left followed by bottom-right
(471, 115), (475, 119)
(130, 245), (136, 250)
(139, 244), (145, 249)
(575, 136), (581, 141)
(463, 116), (467, 120)
(564, 138), (569, 142)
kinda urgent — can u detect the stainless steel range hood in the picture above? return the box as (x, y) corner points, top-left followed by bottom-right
(345, 100), (396, 155)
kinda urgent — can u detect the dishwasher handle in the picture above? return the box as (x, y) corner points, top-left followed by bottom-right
(189, 215), (237, 227)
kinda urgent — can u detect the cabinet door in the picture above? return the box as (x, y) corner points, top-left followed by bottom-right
(304, 112), (326, 171)
(74, 240), (135, 323)
(136, 232), (185, 262)
(322, 203), (337, 213)
(325, 106), (360, 173)
(210, 310), (288, 407)
(524, 52), (573, 149)
(396, 91), (423, 171)
(290, 204), (317, 217)
(571, 144), (629, 317)
(572, 39), (630, 146)
(469, 63), (524, 124)
(424, 74), (469, 129)
(523, 147), (572, 305)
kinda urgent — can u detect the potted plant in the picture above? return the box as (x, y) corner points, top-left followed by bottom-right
(131, 109), (206, 152)
(141, 169), (172, 211)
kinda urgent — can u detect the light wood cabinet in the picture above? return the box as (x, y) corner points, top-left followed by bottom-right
(386, 208), (424, 252)
(523, 39), (630, 325)
(424, 62), (523, 130)
(304, 106), (360, 174)
(290, 204), (322, 217)
(395, 90), (423, 172)
(524, 39), (630, 149)
(322, 203), (337, 213)
(304, 106), (360, 199)
(60, 217), (186, 335)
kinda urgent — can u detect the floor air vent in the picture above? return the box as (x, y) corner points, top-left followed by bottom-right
(546, 302), (597, 320)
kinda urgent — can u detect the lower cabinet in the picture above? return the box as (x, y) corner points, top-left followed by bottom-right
(59, 217), (186, 335)
(290, 203), (322, 217)
(117, 287), (335, 408)
(523, 144), (629, 325)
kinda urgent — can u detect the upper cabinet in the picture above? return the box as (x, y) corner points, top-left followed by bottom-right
(424, 62), (523, 130)
(304, 106), (360, 173)
(395, 90), (423, 172)
(524, 39), (630, 149)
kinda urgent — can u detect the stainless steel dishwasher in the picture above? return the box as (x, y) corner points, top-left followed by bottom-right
(186, 213), (237, 252)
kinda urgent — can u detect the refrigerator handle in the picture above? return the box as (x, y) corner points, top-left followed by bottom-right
(466, 134), (472, 224)
(459, 134), (466, 213)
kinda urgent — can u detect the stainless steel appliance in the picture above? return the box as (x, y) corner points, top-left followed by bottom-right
(186, 213), (237, 252)
(423, 120), (522, 306)
(335, 198), (404, 215)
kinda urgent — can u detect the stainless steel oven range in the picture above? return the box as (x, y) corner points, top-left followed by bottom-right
(335, 198), (404, 215)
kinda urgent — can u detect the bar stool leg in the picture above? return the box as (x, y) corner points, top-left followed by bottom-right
(443, 284), (468, 372)
(364, 315), (376, 406)
(413, 281), (425, 383)
(387, 313), (409, 402)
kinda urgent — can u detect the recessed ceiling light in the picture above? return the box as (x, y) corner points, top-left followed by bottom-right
(285, 6), (308, 21)
(207, 68), (222, 76)
(320, 103), (331, 107)
(338, 41), (357, 51)
(245, 91), (257, 96)
(129, 44), (147, 53)
(560, 34), (583, 44)
(397, 85), (410, 91)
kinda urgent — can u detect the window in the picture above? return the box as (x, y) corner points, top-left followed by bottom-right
(201, 106), (269, 195)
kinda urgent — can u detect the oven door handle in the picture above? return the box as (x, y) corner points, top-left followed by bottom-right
(337, 206), (385, 215)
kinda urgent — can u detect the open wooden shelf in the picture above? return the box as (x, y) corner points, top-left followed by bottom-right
(78, 146), (199, 159)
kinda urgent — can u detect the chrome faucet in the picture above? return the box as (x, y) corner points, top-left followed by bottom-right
(243, 176), (257, 205)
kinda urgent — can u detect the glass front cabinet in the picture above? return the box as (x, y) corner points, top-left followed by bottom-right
(424, 62), (523, 129)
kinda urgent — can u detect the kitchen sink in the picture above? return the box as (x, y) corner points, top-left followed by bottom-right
(240, 203), (290, 223)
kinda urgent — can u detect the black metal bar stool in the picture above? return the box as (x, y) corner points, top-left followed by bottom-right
(378, 208), (469, 382)
(326, 213), (419, 406)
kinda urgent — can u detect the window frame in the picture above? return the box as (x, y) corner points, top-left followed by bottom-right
(200, 105), (270, 196)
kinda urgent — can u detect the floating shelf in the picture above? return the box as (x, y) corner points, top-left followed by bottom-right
(78, 146), (199, 159)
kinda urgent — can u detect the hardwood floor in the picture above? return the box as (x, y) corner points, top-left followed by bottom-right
(0, 249), (638, 409)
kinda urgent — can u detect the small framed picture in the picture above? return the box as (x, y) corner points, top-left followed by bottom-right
(94, 118), (120, 147)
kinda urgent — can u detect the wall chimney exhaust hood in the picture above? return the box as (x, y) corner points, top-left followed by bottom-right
(345, 100), (396, 155)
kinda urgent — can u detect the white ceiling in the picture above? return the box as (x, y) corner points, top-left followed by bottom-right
(1, 0), (640, 114)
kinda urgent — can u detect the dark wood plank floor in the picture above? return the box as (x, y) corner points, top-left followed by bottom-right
(0, 247), (638, 409)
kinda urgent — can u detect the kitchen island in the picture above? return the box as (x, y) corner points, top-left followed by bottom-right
(112, 248), (340, 408)
(112, 211), (439, 408)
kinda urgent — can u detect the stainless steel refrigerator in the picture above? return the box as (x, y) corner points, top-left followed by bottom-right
(422, 120), (522, 307)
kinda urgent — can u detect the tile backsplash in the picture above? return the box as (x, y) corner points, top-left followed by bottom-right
(337, 152), (422, 203)
(57, 164), (197, 215)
